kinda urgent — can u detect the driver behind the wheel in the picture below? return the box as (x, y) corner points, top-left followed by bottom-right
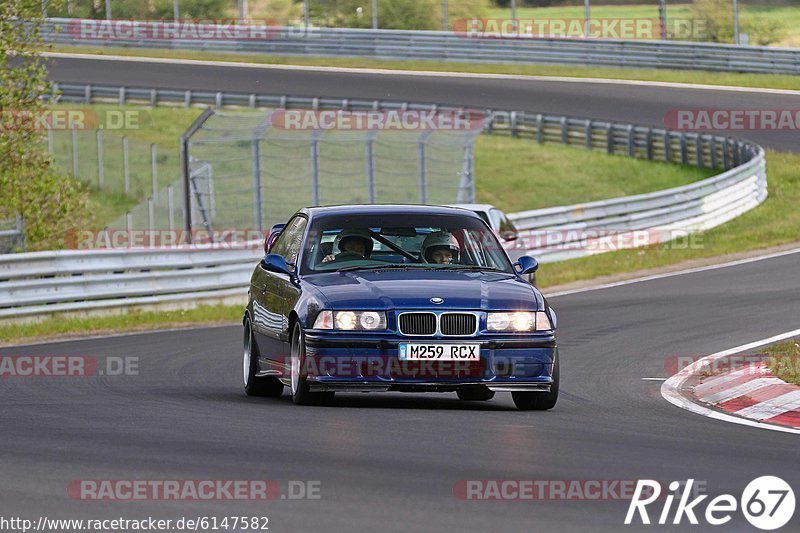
(321, 228), (374, 263)
(421, 231), (460, 264)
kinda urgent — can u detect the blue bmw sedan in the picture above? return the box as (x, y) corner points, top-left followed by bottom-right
(243, 204), (559, 410)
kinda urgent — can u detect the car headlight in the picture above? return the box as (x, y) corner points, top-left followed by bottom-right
(487, 311), (552, 332)
(313, 310), (387, 331)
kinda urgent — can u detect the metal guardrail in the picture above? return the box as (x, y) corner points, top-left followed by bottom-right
(43, 18), (800, 75)
(0, 85), (767, 320)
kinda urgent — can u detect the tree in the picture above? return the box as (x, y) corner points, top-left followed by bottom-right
(0, 0), (90, 251)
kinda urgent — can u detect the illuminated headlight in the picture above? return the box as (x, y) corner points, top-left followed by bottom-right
(313, 310), (387, 331)
(487, 312), (552, 332)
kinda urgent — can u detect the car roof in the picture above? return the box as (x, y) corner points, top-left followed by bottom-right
(301, 204), (485, 221)
(446, 203), (497, 213)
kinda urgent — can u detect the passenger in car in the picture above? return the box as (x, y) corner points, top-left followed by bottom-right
(421, 231), (460, 264)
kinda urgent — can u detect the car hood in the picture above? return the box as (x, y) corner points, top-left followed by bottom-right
(304, 270), (543, 310)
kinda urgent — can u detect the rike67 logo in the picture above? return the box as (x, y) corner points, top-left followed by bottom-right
(625, 477), (795, 530)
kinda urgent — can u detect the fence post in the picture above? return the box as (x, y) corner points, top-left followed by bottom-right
(126, 211), (132, 233)
(680, 133), (688, 164)
(627, 125), (635, 157)
(418, 131), (432, 204)
(510, 111), (518, 137)
(710, 137), (718, 168)
(150, 143), (158, 202)
(606, 123), (614, 154)
(96, 129), (104, 190)
(722, 138), (731, 169)
(71, 125), (79, 177)
(695, 134), (704, 168)
(560, 116), (568, 144)
(122, 136), (130, 194)
(645, 128), (654, 160)
(251, 139), (263, 232)
(147, 197), (155, 247)
(310, 131), (321, 205)
(365, 131), (377, 203)
(168, 184), (175, 233)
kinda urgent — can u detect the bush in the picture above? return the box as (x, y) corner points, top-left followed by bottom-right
(0, 0), (91, 251)
(48, 0), (228, 20)
(310, 0), (489, 30)
(690, 0), (786, 45)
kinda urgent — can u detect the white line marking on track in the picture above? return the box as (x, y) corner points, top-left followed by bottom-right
(545, 246), (800, 298)
(642, 378), (667, 381)
(661, 327), (800, 434)
(42, 52), (800, 96)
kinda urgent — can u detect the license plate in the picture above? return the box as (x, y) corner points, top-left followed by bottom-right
(398, 343), (480, 361)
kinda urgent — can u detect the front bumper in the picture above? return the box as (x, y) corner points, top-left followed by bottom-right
(297, 331), (557, 392)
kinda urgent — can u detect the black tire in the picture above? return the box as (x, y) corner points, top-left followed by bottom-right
(456, 387), (495, 401)
(243, 319), (284, 397)
(290, 324), (334, 406)
(512, 351), (559, 411)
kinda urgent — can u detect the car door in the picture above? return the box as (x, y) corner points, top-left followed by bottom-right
(251, 215), (307, 367)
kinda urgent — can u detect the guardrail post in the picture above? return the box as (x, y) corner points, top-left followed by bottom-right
(510, 111), (518, 137)
(680, 133), (688, 164)
(249, 94), (256, 108)
(122, 136), (130, 194)
(722, 138), (730, 169)
(150, 89), (157, 107)
(126, 211), (132, 233)
(584, 120), (592, 149)
(96, 129), (104, 190)
(663, 131), (672, 163)
(118, 86), (126, 105)
(695, 135), (704, 168)
(536, 114), (544, 144)
(606, 124), (614, 154)
(147, 197), (155, 246)
(627, 125), (635, 157)
(215, 92), (223, 108)
(365, 131), (377, 204)
(185, 90), (192, 107)
(310, 131), (321, 205)
(645, 128), (654, 160)
(251, 139), (263, 231)
(560, 116), (568, 144)
(312, 97), (320, 111)
(84, 84), (91, 104)
(709, 137), (718, 169)
(71, 125), (79, 177)
(150, 144), (158, 201)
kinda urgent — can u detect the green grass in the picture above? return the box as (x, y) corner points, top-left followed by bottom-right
(0, 305), (243, 346)
(763, 340), (800, 385)
(533, 150), (800, 288)
(474, 135), (713, 212)
(51, 44), (800, 92)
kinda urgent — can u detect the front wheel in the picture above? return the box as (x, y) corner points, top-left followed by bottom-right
(290, 324), (334, 406)
(512, 351), (559, 411)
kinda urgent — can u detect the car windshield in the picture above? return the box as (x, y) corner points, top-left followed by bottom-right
(300, 213), (514, 274)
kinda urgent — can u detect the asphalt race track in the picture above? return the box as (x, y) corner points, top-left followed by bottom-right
(1, 56), (797, 531)
(46, 55), (800, 152)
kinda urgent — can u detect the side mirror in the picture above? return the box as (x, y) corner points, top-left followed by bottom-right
(514, 255), (539, 276)
(264, 223), (285, 254)
(261, 253), (293, 276)
(500, 230), (518, 242)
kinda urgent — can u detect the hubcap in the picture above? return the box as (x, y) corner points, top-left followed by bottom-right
(291, 330), (300, 395)
(243, 326), (251, 387)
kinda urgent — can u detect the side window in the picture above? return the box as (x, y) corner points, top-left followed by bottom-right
(270, 216), (307, 268)
(488, 209), (503, 232)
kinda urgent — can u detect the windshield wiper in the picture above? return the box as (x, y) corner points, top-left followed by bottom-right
(435, 265), (506, 272)
(337, 264), (428, 272)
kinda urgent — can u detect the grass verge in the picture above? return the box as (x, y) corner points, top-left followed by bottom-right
(763, 340), (800, 385)
(50, 45), (800, 92)
(0, 305), (243, 346)
(534, 150), (800, 288)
